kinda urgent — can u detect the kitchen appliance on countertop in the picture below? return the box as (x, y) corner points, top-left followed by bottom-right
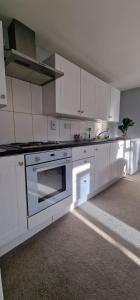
(25, 148), (72, 216)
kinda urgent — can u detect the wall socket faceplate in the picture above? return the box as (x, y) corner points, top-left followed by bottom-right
(50, 119), (56, 130)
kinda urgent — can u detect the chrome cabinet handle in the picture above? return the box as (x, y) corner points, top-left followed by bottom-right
(84, 149), (87, 153)
(18, 161), (24, 166)
(84, 179), (87, 183)
(0, 94), (6, 99)
(95, 148), (99, 151)
(81, 110), (84, 113)
(77, 110), (81, 113)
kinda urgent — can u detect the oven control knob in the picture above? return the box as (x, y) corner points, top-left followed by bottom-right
(35, 156), (41, 162)
(63, 152), (67, 157)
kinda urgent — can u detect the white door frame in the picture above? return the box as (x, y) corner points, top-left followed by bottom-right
(0, 270), (4, 300)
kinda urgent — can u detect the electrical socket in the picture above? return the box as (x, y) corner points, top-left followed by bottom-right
(50, 119), (56, 130)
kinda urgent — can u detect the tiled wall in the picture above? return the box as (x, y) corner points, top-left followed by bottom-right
(0, 77), (109, 145)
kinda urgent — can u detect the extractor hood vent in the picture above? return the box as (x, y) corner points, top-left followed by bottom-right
(4, 19), (64, 85)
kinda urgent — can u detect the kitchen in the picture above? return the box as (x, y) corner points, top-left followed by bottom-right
(0, 1), (140, 300)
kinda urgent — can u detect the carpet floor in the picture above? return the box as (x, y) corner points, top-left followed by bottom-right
(0, 173), (140, 300)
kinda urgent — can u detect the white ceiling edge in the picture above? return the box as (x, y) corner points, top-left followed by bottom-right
(1, 0), (140, 91)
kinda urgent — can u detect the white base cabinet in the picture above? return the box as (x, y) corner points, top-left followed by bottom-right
(0, 155), (27, 248)
(94, 141), (125, 192)
(0, 141), (129, 255)
(129, 139), (140, 175)
(94, 143), (110, 191)
(109, 141), (125, 180)
(72, 158), (94, 207)
(72, 141), (126, 204)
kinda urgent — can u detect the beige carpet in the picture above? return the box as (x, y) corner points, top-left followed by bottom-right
(0, 173), (140, 300)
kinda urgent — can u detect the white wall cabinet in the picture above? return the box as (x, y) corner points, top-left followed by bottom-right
(43, 53), (81, 117)
(80, 69), (97, 118)
(95, 78), (110, 121)
(0, 21), (7, 108)
(43, 53), (120, 121)
(0, 155), (27, 248)
(108, 87), (120, 122)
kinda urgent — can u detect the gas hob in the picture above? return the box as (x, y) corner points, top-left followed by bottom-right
(0, 141), (63, 153)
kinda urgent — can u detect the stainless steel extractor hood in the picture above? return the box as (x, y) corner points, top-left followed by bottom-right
(4, 19), (64, 86)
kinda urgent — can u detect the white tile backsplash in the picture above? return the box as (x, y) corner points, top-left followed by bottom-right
(71, 120), (80, 135)
(80, 121), (89, 139)
(33, 115), (47, 142)
(0, 111), (15, 144)
(59, 119), (71, 141)
(14, 113), (33, 142)
(31, 84), (42, 115)
(0, 77), (111, 145)
(12, 79), (32, 113)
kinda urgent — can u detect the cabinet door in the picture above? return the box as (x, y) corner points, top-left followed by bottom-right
(81, 69), (97, 118)
(0, 155), (27, 247)
(94, 143), (110, 191)
(109, 141), (125, 180)
(72, 158), (94, 206)
(129, 140), (140, 175)
(95, 78), (110, 120)
(0, 21), (7, 108)
(108, 87), (120, 122)
(55, 54), (81, 116)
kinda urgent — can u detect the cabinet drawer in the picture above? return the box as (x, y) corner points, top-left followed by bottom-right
(72, 145), (94, 161)
(72, 157), (94, 168)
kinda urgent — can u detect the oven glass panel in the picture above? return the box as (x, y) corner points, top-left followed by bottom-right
(37, 165), (66, 203)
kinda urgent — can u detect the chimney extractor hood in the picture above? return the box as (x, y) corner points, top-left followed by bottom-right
(4, 19), (64, 86)
(5, 49), (64, 85)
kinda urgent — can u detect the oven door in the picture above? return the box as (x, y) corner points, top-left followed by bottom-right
(26, 158), (72, 216)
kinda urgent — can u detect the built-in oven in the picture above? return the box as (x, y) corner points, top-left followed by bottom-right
(25, 148), (72, 216)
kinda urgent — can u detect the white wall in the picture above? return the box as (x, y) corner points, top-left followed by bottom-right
(0, 77), (108, 145)
(120, 88), (140, 138)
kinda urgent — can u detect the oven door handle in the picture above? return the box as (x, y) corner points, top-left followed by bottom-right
(32, 158), (71, 173)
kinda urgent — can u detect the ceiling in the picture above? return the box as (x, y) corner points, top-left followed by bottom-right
(1, 0), (140, 90)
